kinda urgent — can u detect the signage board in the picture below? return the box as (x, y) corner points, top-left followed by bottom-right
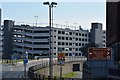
(23, 58), (28, 64)
(88, 48), (112, 60)
(57, 53), (65, 65)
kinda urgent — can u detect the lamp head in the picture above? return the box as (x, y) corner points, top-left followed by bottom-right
(51, 2), (57, 5)
(43, 2), (49, 5)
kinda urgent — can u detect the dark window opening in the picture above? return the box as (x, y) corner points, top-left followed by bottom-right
(82, 34), (84, 36)
(62, 31), (65, 34)
(58, 31), (61, 34)
(69, 32), (72, 35)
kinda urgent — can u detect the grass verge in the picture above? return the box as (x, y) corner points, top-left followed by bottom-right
(1, 59), (23, 64)
(63, 72), (77, 78)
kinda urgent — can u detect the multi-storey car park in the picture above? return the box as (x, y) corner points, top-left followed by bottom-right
(13, 25), (50, 59)
(12, 25), (89, 58)
(52, 27), (89, 57)
(2, 20), (106, 59)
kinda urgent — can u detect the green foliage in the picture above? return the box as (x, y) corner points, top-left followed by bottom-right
(1, 59), (23, 64)
(63, 72), (77, 78)
(80, 42), (99, 57)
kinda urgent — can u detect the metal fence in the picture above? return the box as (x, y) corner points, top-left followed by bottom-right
(27, 57), (87, 80)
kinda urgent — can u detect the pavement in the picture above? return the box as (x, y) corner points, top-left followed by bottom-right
(1, 58), (49, 80)
(35, 61), (83, 78)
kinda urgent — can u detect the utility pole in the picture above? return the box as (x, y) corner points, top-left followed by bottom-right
(43, 2), (57, 80)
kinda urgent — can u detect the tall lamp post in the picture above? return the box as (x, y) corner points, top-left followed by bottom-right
(43, 2), (57, 80)
(65, 21), (68, 28)
(34, 16), (38, 27)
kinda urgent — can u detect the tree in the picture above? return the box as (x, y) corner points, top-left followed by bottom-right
(80, 42), (99, 57)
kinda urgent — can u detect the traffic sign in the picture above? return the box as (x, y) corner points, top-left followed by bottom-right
(23, 58), (28, 64)
(58, 53), (65, 65)
(88, 48), (112, 60)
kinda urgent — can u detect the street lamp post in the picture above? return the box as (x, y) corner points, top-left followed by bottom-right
(65, 21), (68, 28)
(34, 16), (38, 27)
(74, 23), (77, 30)
(43, 2), (57, 80)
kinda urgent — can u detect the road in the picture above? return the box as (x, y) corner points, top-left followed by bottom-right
(1, 58), (49, 80)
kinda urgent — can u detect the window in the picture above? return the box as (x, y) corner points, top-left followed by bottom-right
(76, 33), (78, 36)
(82, 38), (84, 41)
(69, 32), (72, 35)
(82, 33), (84, 36)
(85, 39), (87, 41)
(103, 40), (106, 43)
(54, 36), (56, 38)
(76, 38), (78, 41)
(79, 48), (81, 51)
(69, 53), (72, 56)
(65, 31), (69, 35)
(54, 41), (56, 43)
(65, 48), (69, 51)
(58, 36), (61, 40)
(54, 47), (56, 49)
(85, 43), (87, 46)
(62, 42), (64, 45)
(103, 36), (105, 38)
(69, 43), (72, 46)
(85, 34), (87, 37)
(66, 37), (68, 40)
(58, 42), (61, 45)
(62, 31), (65, 34)
(76, 43), (78, 46)
(79, 38), (81, 41)
(69, 48), (72, 51)
(54, 30), (56, 32)
(102, 45), (105, 47)
(65, 53), (68, 56)
(62, 37), (64, 40)
(54, 53), (56, 55)
(75, 53), (78, 56)
(79, 43), (81, 46)
(79, 33), (81, 36)
(76, 48), (78, 51)
(69, 37), (72, 40)
(82, 43), (84, 46)
(79, 53), (81, 56)
(58, 31), (61, 34)
(66, 42), (68, 45)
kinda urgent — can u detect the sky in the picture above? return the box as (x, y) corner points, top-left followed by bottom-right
(1, 0), (106, 30)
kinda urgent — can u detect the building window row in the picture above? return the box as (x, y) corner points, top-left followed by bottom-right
(65, 53), (82, 56)
(58, 42), (87, 46)
(57, 47), (83, 51)
(58, 30), (88, 36)
(58, 36), (88, 41)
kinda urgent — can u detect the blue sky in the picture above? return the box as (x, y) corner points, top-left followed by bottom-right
(2, 1), (106, 30)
